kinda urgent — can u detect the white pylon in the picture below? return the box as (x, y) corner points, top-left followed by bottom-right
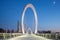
(21, 3), (38, 34)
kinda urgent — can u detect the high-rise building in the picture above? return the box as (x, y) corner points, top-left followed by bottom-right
(17, 21), (28, 33)
(17, 21), (22, 33)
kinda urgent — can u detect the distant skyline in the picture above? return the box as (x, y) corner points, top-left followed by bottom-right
(0, 0), (60, 32)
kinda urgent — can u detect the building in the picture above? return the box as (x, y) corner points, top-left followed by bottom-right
(17, 21), (22, 33)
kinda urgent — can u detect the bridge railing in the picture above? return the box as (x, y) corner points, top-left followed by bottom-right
(36, 33), (60, 39)
(0, 33), (60, 39)
(0, 33), (23, 39)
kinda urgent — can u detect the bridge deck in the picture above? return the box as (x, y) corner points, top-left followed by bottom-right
(8, 34), (52, 40)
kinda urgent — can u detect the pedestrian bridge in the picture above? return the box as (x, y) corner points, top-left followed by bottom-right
(8, 34), (52, 40)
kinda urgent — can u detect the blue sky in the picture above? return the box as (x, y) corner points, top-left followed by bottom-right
(0, 0), (60, 32)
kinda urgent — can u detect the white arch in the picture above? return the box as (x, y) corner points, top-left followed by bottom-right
(22, 4), (38, 34)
